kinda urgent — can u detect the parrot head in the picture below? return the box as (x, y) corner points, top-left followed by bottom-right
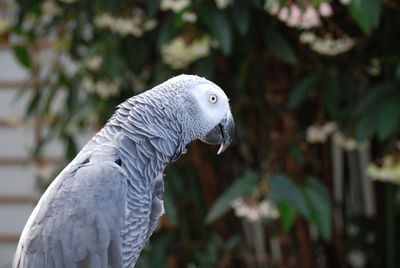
(171, 74), (235, 154)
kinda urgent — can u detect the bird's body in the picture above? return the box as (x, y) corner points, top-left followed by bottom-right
(13, 75), (234, 268)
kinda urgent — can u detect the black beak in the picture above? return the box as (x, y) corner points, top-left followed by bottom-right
(200, 110), (235, 154)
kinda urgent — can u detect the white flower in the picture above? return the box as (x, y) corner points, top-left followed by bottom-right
(86, 55), (102, 72)
(348, 250), (367, 268)
(0, 19), (11, 35)
(94, 13), (154, 37)
(258, 200), (280, 219)
(82, 77), (94, 91)
(306, 126), (327, 143)
(36, 166), (57, 183)
(112, 17), (143, 37)
(97, 80), (121, 99)
(182, 12), (197, 23)
(366, 58), (381, 77)
(82, 77), (121, 99)
(143, 19), (158, 31)
(306, 121), (337, 144)
(231, 197), (279, 222)
(319, 3), (333, 17)
(367, 155), (400, 185)
(271, 4), (321, 29)
(334, 132), (362, 151)
(286, 5), (302, 27)
(339, 0), (351, 5)
(299, 31), (316, 44)
(215, 0), (232, 9)
(160, 0), (190, 13)
(301, 6), (321, 29)
(308, 35), (356, 56)
(323, 121), (338, 135)
(266, 3), (280, 15)
(162, 35), (213, 69)
(41, 0), (61, 16)
(94, 13), (113, 28)
(277, 7), (289, 21)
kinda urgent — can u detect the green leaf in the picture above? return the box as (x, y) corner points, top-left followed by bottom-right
(194, 57), (215, 80)
(198, 4), (232, 54)
(157, 15), (176, 51)
(395, 63), (400, 79)
(224, 235), (241, 251)
(303, 177), (332, 241)
(287, 72), (320, 109)
(264, 27), (298, 65)
(264, 0), (278, 9)
(356, 110), (379, 141)
(231, 1), (250, 36)
(205, 172), (259, 223)
(121, 37), (149, 73)
(377, 96), (400, 141)
(147, 0), (160, 17)
(12, 45), (31, 69)
(26, 90), (42, 116)
(269, 175), (309, 217)
(277, 201), (297, 232)
(354, 81), (397, 116)
(153, 61), (175, 85)
(164, 187), (178, 226)
(348, 0), (381, 34)
(323, 71), (341, 118)
(101, 48), (126, 77)
(288, 143), (304, 164)
(64, 134), (77, 160)
(355, 81), (398, 141)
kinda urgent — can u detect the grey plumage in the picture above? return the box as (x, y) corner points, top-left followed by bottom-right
(13, 74), (234, 268)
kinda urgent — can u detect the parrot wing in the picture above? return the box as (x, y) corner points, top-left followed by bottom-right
(13, 151), (129, 268)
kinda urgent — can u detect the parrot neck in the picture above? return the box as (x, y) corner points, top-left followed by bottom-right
(92, 124), (172, 184)
(91, 97), (188, 183)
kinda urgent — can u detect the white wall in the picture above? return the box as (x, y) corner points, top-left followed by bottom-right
(0, 48), (35, 268)
(0, 43), (95, 267)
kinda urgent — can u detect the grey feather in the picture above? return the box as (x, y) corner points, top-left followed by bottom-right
(14, 74), (232, 268)
(14, 146), (127, 268)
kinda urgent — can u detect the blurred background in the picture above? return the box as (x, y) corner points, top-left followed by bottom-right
(0, 0), (399, 267)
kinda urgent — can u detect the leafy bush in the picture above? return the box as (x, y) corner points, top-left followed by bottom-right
(8, 0), (400, 266)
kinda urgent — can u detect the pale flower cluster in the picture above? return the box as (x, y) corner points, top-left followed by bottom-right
(94, 13), (157, 37)
(36, 166), (57, 184)
(160, 0), (190, 13)
(86, 55), (102, 72)
(82, 77), (121, 99)
(231, 197), (279, 222)
(339, 0), (352, 5)
(366, 58), (381, 77)
(41, 0), (61, 16)
(367, 155), (400, 185)
(182, 12), (197, 23)
(267, 3), (333, 29)
(161, 35), (213, 69)
(300, 31), (356, 56)
(215, 0), (233, 9)
(0, 19), (11, 35)
(334, 132), (363, 151)
(306, 121), (337, 144)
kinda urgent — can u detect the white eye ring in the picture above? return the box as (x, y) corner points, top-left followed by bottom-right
(209, 94), (218, 104)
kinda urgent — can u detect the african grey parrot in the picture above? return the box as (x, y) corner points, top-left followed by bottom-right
(13, 74), (234, 268)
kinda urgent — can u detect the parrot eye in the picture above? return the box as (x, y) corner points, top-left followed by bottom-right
(209, 94), (218, 104)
